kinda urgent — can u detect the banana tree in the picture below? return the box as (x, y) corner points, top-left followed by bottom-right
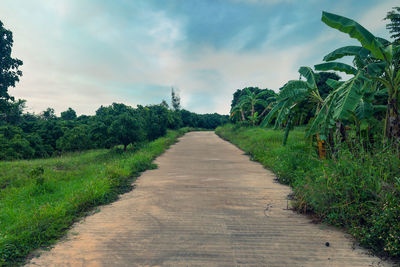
(306, 69), (387, 153)
(229, 101), (246, 121)
(260, 66), (327, 145)
(231, 88), (271, 125)
(316, 11), (400, 143)
(306, 72), (365, 139)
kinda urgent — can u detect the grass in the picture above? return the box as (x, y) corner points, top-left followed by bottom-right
(216, 124), (400, 260)
(0, 128), (192, 265)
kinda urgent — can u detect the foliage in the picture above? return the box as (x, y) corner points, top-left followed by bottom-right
(56, 125), (92, 152)
(230, 87), (276, 123)
(320, 11), (400, 143)
(385, 6), (400, 44)
(137, 104), (168, 141)
(0, 128), (191, 265)
(171, 87), (181, 111)
(60, 108), (77, 121)
(0, 20), (23, 127)
(0, 100), (227, 161)
(216, 125), (400, 259)
(0, 20), (23, 102)
(260, 67), (328, 145)
(109, 113), (146, 151)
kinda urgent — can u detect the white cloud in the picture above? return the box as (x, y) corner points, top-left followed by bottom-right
(357, 0), (398, 38)
(1, 0), (398, 116)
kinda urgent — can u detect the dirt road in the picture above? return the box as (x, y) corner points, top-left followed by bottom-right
(27, 132), (389, 266)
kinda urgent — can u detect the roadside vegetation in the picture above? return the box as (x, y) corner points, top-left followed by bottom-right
(1, 2), (399, 265)
(216, 125), (399, 259)
(225, 8), (400, 260)
(0, 128), (193, 265)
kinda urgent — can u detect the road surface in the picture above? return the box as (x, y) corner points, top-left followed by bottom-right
(27, 132), (389, 266)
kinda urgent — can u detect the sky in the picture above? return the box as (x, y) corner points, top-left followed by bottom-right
(0, 0), (398, 115)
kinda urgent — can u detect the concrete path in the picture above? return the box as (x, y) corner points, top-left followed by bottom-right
(27, 132), (389, 267)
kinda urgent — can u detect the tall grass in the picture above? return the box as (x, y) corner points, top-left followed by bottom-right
(0, 128), (191, 265)
(216, 124), (400, 260)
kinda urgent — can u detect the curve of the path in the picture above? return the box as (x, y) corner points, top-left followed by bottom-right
(27, 132), (390, 267)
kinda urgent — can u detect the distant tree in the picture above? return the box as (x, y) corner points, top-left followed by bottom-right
(137, 104), (168, 140)
(109, 113), (145, 151)
(171, 87), (181, 111)
(230, 87), (276, 123)
(315, 72), (341, 99)
(25, 133), (49, 158)
(1, 99), (25, 125)
(0, 125), (34, 160)
(56, 125), (91, 151)
(41, 108), (56, 120)
(160, 100), (169, 109)
(36, 120), (63, 151)
(61, 107), (77, 120)
(385, 6), (400, 43)
(180, 109), (198, 127)
(166, 109), (183, 129)
(88, 121), (111, 148)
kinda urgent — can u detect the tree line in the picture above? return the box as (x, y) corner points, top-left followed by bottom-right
(0, 21), (228, 160)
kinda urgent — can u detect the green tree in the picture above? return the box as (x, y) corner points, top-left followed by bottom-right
(385, 6), (400, 44)
(230, 101), (246, 121)
(261, 67), (328, 145)
(171, 87), (181, 111)
(0, 20), (23, 102)
(88, 121), (110, 148)
(230, 87), (276, 124)
(138, 104), (168, 140)
(56, 125), (91, 151)
(2, 99), (25, 125)
(109, 113), (145, 151)
(41, 108), (56, 120)
(61, 107), (77, 120)
(0, 125), (34, 160)
(0, 20), (23, 122)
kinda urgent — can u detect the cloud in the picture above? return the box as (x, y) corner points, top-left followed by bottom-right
(357, 0), (398, 37)
(0, 0), (396, 115)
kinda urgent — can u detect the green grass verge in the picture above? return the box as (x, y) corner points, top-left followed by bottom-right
(216, 124), (400, 260)
(0, 128), (192, 265)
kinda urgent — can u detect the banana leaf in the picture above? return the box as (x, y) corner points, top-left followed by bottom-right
(321, 11), (386, 60)
(323, 46), (370, 62)
(315, 62), (358, 75)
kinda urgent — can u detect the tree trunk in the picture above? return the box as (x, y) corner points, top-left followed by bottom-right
(335, 121), (347, 143)
(123, 144), (127, 151)
(283, 115), (292, 146)
(240, 110), (245, 121)
(328, 128), (334, 155)
(259, 107), (268, 118)
(385, 97), (400, 144)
